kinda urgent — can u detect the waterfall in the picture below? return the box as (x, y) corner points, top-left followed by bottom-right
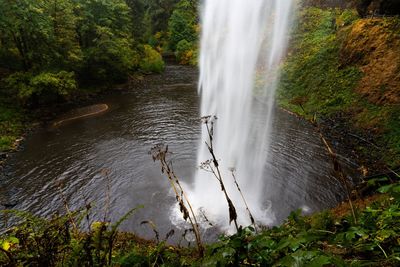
(191, 0), (295, 230)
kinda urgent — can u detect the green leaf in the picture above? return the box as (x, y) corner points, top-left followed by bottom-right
(378, 184), (394, 193)
(308, 255), (332, 267)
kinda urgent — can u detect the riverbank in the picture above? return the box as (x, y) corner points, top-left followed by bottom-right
(0, 65), (173, 169)
(0, 84), (101, 166)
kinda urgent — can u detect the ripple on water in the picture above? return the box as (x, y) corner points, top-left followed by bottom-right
(2, 65), (359, 242)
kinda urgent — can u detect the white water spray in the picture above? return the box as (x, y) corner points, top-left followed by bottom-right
(191, 0), (295, 230)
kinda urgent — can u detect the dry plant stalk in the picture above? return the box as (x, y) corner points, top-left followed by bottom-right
(317, 125), (357, 223)
(141, 220), (160, 242)
(200, 115), (240, 231)
(309, 114), (358, 223)
(229, 168), (257, 232)
(101, 168), (112, 223)
(57, 181), (79, 234)
(288, 102), (358, 222)
(150, 144), (204, 255)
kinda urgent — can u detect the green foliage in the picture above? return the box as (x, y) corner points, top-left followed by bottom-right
(175, 39), (197, 65)
(200, 179), (400, 266)
(0, 0), (140, 83)
(383, 106), (400, 166)
(277, 7), (400, 165)
(0, 206), (143, 266)
(278, 8), (362, 118)
(336, 9), (359, 27)
(139, 45), (165, 73)
(127, 0), (180, 41)
(75, 0), (138, 82)
(0, 0), (82, 71)
(1, 179), (400, 266)
(0, 136), (16, 151)
(0, 100), (25, 151)
(0, 0), (55, 70)
(5, 71), (77, 106)
(82, 38), (139, 83)
(0, 0), (198, 93)
(168, 0), (198, 51)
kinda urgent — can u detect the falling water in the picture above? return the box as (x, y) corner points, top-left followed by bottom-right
(191, 0), (295, 230)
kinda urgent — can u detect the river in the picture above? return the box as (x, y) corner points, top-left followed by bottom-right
(0, 64), (359, 243)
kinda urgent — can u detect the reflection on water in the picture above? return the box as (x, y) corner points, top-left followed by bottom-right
(0, 65), (359, 242)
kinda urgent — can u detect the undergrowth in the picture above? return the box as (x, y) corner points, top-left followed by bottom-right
(201, 179), (400, 266)
(1, 178), (399, 266)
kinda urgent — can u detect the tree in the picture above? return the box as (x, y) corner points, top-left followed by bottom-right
(167, 0), (198, 51)
(0, 0), (82, 71)
(0, 0), (53, 70)
(126, 0), (180, 45)
(125, 0), (147, 39)
(47, 0), (82, 70)
(0, 0), (167, 87)
(75, 0), (138, 82)
(149, 0), (180, 33)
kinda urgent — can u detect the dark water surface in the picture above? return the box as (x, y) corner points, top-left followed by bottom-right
(0, 65), (359, 242)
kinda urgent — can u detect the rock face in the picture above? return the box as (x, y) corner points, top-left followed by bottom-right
(301, 0), (355, 9)
(357, 0), (400, 17)
(303, 0), (400, 16)
(379, 0), (400, 15)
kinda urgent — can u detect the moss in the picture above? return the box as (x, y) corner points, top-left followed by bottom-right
(278, 8), (362, 117)
(383, 106), (400, 166)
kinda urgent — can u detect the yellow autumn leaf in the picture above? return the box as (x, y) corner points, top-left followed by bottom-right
(91, 221), (108, 232)
(2, 241), (10, 251)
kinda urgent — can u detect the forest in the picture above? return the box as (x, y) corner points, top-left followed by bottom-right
(0, 0), (198, 151)
(0, 0), (400, 266)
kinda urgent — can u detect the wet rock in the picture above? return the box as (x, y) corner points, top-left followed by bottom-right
(380, 0), (400, 15)
(0, 152), (7, 160)
(0, 202), (17, 209)
(357, 0), (400, 17)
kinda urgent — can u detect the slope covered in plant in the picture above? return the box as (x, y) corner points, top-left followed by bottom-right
(278, 7), (400, 168)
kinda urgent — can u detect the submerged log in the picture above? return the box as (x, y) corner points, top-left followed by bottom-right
(53, 104), (109, 126)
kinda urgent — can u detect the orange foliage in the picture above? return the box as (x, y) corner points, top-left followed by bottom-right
(340, 18), (400, 105)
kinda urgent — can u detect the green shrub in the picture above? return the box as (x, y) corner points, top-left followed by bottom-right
(0, 104), (25, 151)
(5, 71), (77, 106)
(139, 45), (165, 73)
(0, 206), (143, 266)
(0, 136), (15, 151)
(336, 9), (359, 28)
(82, 37), (139, 83)
(175, 39), (197, 65)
